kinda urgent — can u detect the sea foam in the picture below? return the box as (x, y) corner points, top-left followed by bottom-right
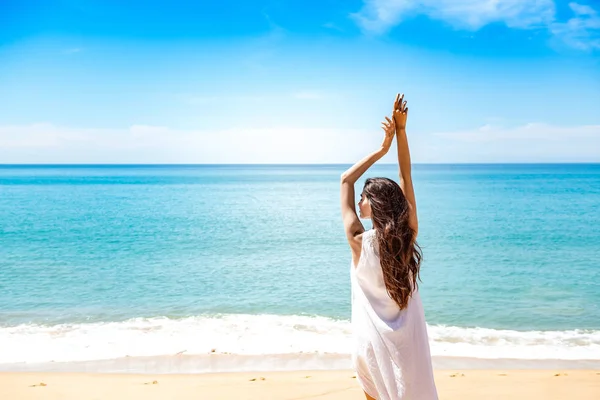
(1, 314), (599, 364)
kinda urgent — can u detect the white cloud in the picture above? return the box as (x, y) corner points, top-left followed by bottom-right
(550, 2), (600, 50)
(0, 123), (373, 164)
(352, 0), (600, 50)
(352, 0), (555, 33)
(1, 122), (598, 164)
(434, 122), (600, 141)
(422, 123), (600, 163)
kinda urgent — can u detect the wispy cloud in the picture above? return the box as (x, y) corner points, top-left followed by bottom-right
(0, 123), (371, 164)
(352, 0), (600, 50)
(422, 123), (600, 163)
(434, 123), (600, 141)
(550, 2), (600, 50)
(1, 122), (598, 163)
(352, 0), (555, 33)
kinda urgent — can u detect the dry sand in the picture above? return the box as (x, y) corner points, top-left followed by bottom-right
(1, 369), (599, 399)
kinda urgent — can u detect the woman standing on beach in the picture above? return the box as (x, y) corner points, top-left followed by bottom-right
(340, 94), (438, 400)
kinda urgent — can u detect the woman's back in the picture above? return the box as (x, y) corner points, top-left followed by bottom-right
(354, 229), (404, 322)
(351, 229), (437, 400)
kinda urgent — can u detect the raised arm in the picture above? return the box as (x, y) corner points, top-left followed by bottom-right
(341, 117), (395, 260)
(393, 93), (418, 236)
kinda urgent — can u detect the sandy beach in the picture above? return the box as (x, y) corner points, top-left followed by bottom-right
(1, 370), (598, 400)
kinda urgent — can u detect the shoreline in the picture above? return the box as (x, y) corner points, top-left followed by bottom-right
(2, 353), (599, 374)
(4, 314), (598, 364)
(1, 370), (599, 400)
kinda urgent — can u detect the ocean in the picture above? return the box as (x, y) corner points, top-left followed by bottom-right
(1, 164), (599, 371)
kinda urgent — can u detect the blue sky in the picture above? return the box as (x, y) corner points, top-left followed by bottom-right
(0, 0), (599, 163)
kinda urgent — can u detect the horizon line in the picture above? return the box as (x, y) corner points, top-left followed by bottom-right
(1, 162), (599, 167)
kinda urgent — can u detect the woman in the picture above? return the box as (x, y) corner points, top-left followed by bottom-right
(340, 94), (438, 400)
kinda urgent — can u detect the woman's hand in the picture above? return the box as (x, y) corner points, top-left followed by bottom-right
(381, 116), (395, 151)
(393, 93), (408, 130)
(339, 104), (398, 187)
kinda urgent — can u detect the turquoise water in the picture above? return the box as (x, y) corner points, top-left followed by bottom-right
(1, 164), (599, 364)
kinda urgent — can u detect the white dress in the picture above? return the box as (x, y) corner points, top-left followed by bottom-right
(351, 229), (438, 400)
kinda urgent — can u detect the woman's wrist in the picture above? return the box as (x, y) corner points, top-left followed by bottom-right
(379, 143), (392, 154)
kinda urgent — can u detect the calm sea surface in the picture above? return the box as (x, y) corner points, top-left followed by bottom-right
(1, 164), (599, 364)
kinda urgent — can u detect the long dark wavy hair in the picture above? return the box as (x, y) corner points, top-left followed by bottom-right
(363, 177), (422, 310)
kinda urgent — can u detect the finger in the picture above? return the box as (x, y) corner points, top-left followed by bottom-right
(404, 107), (408, 116)
(385, 116), (393, 124)
(402, 100), (407, 112)
(394, 93), (400, 111)
(399, 93), (404, 110)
